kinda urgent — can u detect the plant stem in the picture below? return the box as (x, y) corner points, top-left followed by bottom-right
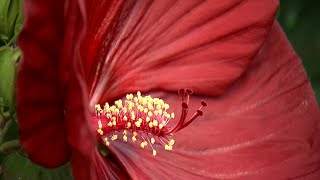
(0, 139), (20, 152)
(0, 119), (12, 144)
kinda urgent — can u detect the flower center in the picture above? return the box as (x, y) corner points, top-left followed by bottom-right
(94, 89), (207, 156)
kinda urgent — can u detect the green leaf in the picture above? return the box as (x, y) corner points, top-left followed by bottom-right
(1, 154), (73, 180)
(0, 46), (20, 114)
(0, 0), (23, 46)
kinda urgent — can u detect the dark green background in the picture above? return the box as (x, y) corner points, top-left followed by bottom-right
(278, 0), (320, 104)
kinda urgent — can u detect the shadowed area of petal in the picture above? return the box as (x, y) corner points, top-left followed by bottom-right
(17, 0), (97, 172)
(92, 149), (129, 180)
(17, 0), (70, 167)
(61, 0), (97, 178)
(81, 0), (125, 78)
(86, 0), (279, 107)
(103, 23), (320, 179)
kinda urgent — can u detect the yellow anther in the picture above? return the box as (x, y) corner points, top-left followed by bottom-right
(110, 105), (116, 111)
(133, 131), (138, 137)
(126, 94), (133, 100)
(104, 138), (110, 146)
(123, 135), (128, 142)
(106, 113), (111, 118)
(169, 139), (175, 146)
(135, 121), (141, 128)
(171, 112), (175, 119)
(131, 114), (135, 120)
(97, 129), (103, 135)
(145, 95), (151, 100)
(151, 138), (155, 144)
(127, 101), (134, 109)
(104, 103), (110, 109)
(98, 120), (102, 129)
(95, 104), (102, 110)
(149, 122), (153, 128)
(115, 100), (123, 108)
(148, 103), (154, 110)
(146, 116), (150, 122)
(164, 103), (169, 110)
(132, 136), (137, 142)
(111, 134), (118, 141)
(165, 145), (173, 151)
(140, 141), (148, 149)
(96, 91), (178, 155)
(126, 122), (131, 128)
(152, 120), (158, 127)
(114, 108), (120, 114)
(141, 99), (147, 106)
(159, 99), (164, 105)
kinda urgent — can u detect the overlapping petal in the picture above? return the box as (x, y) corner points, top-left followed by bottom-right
(17, 0), (70, 167)
(17, 0), (96, 177)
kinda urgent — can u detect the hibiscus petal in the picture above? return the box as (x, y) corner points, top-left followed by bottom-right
(17, 0), (70, 167)
(17, 0), (96, 172)
(103, 22), (320, 179)
(81, 0), (125, 79)
(85, 0), (279, 107)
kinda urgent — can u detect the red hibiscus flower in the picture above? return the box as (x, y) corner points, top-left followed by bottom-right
(17, 0), (320, 179)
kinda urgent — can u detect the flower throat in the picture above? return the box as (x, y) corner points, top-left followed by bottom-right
(94, 89), (207, 156)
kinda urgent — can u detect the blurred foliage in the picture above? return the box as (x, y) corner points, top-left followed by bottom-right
(278, 0), (320, 104)
(1, 155), (73, 180)
(0, 0), (23, 46)
(0, 0), (73, 179)
(0, 46), (20, 115)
